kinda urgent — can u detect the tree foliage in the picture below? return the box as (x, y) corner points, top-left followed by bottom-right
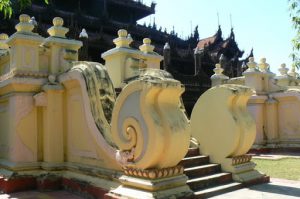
(0, 0), (48, 18)
(289, 0), (300, 68)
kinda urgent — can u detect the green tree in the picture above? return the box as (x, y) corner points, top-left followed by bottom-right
(289, 0), (300, 68)
(0, 0), (48, 18)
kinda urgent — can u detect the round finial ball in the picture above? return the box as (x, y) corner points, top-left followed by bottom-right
(48, 75), (56, 83)
(281, 63), (286, 68)
(143, 38), (151, 44)
(118, 29), (128, 37)
(19, 14), (30, 23)
(215, 63), (221, 68)
(53, 17), (64, 26)
(260, 57), (266, 63)
(0, 33), (8, 40)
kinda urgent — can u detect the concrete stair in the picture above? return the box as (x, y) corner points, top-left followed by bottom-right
(179, 147), (242, 198)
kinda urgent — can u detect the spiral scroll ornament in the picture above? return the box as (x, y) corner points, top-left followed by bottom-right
(112, 69), (191, 170)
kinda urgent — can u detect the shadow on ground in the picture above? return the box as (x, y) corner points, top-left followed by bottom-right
(249, 183), (300, 197)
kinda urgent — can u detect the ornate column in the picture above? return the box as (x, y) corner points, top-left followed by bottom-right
(265, 95), (279, 147)
(6, 14), (44, 73)
(139, 38), (163, 69)
(288, 64), (299, 85)
(36, 75), (65, 168)
(0, 33), (9, 73)
(243, 57), (264, 94)
(275, 63), (290, 87)
(258, 58), (277, 92)
(43, 17), (82, 74)
(211, 63), (229, 86)
(102, 29), (162, 89)
(102, 29), (134, 88)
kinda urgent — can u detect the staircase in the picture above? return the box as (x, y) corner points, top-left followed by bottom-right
(179, 147), (242, 198)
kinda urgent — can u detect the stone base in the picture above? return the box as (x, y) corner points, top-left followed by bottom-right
(0, 174), (111, 198)
(242, 174), (270, 186)
(106, 175), (193, 199)
(232, 170), (267, 183)
(0, 175), (36, 193)
(0, 162), (121, 199)
(221, 157), (270, 185)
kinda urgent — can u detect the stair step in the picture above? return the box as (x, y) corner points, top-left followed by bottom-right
(187, 172), (232, 191)
(186, 147), (200, 157)
(179, 155), (209, 167)
(194, 182), (242, 198)
(184, 164), (220, 178)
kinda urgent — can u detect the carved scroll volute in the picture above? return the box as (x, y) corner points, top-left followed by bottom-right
(190, 84), (256, 163)
(111, 75), (190, 170)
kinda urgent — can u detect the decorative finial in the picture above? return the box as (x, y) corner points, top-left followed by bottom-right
(53, 17), (64, 26)
(143, 38), (151, 45)
(0, 33), (9, 50)
(15, 14), (34, 32)
(113, 29), (133, 48)
(278, 63), (288, 76)
(164, 42), (170, 50)
(139, 38), (155, 53)
(19, 14), (30, 23)
(79, 28), (88, 38)
(258, 57), (269, 72)
(118, 29), (128, 37)
(0, 33), (8, 40)
(213, 63), (224, 75)
(243, 57), (259, 73)
(47, 17), (69, 38)
(211, 63), (229, 86)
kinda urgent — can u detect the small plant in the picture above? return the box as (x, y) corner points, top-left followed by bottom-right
(0, 0), (48, 18)
(289, 0), (300, 68)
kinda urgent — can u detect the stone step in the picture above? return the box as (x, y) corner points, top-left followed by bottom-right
(185, 147), (200, 157)
(187, 172), (233, 191)
(193, 182), (242, 198)
(179, 155), (209, 168)
(184, 164), (220, 178)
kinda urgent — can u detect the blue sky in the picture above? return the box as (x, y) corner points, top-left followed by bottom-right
(138, 0), (295, 73)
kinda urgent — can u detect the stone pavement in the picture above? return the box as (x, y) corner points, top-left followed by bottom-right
(0, 190), (84, 199)
(211, 178), (300, 199)
(0, 178), (299, 199)
(251, 152), (300, 160)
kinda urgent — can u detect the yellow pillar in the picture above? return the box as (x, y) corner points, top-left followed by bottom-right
(43, 17), (82, 74)
(42, 84), (64, 164)
(243, 57), (264, 94)
(265, 97), (279, 146)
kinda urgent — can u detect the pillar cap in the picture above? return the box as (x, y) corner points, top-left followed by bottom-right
(47, 17), (69, 38)
(278, 63), (289, 76)
(139, 38), (155, 53)
(113, 29), (133, 48)
(15, 14), (34, 33)
(0, 33), (9, 49)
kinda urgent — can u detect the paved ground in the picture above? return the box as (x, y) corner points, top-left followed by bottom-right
(251, 152), (300, 160)
(211, 178), (300, 199)
(0, 178), (299, 198)
(0, 190), (84, 199)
